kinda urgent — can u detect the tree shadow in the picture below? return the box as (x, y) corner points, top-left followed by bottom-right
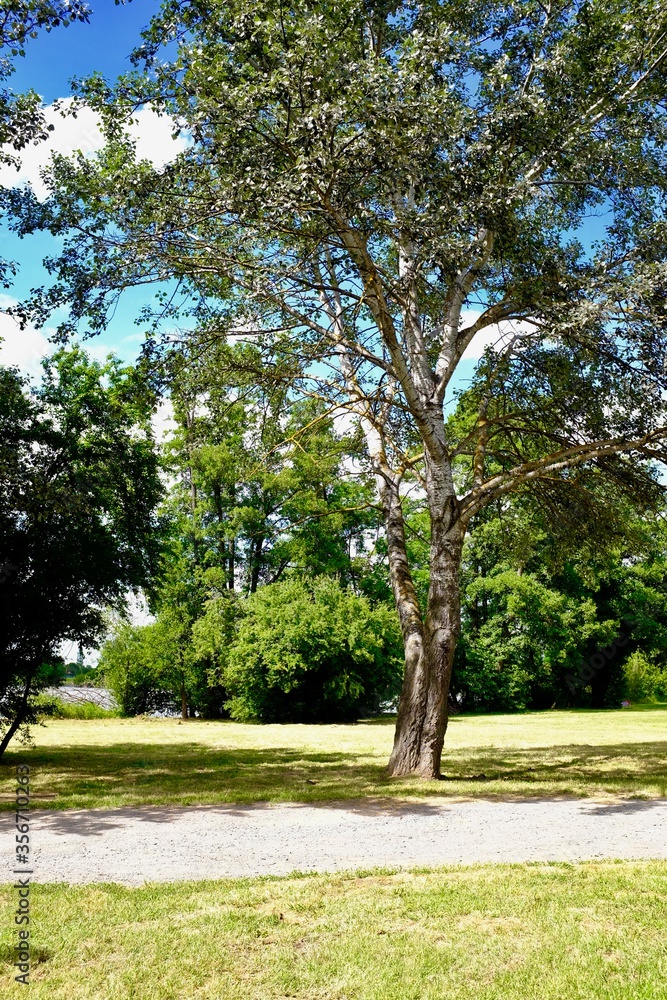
(440, 740), (667, 793)
(0, 738), (665, 812)
(0, 742), (403, 810)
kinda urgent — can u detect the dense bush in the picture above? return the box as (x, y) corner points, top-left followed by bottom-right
(99, 622), (188, 716)
(623, 651), (667, 703)
(221, 578), (403, 723)
(99, 616), (225, 718)
(452, 571), (619, 712)
(34, 695), (120, 720)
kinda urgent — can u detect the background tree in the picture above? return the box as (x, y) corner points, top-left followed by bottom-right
(9, 0), (667, 776)
(163, 341), (379, 593)
(451, 501), (667, 711)
(99, 339), (384, 722)
(0, 348), (162, 755)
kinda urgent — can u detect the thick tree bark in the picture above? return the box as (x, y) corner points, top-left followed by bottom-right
(387, 518), (464, 778)
(249, 534), (264, 594)
(386, 444), (465, 779)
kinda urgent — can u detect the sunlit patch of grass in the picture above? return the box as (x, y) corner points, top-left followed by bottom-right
(0, 705), (666, 810)
(1, 862), (666, 998)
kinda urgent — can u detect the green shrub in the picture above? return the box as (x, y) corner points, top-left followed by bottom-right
(98, 622), (181, 716)
(453, 571), (619, 711)
(69, 667), (102, 686)
(223, 578), (403, 723)
(623, 651), (667, 702)
(99, 614), (229, 718)
(35, 695), (120, 719)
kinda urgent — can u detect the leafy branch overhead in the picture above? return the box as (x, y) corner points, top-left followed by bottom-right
(8, 0), (667, 507)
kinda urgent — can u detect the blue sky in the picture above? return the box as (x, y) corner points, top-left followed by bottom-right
(10, 0), (159, 102)
(0, 0), (165, 374)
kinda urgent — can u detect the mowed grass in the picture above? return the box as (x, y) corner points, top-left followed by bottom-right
(1, 704), (666, 809)
(1, 862), (667, 998)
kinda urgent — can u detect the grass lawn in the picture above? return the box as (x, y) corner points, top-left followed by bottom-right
(1, 704), (666, 809)
(0, 861), (666, 998)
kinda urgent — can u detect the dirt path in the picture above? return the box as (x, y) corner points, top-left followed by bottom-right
(2, 798), (667, 885)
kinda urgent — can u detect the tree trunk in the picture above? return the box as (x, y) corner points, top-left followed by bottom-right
(387, 519), (464, 778)
(180, 681), (188, 720)
(228, 536), (235, 590)
(384, 430), (465, 779)
(0, 673), (34, 760)
(358, 401), (463, 779)
(250, 534), (264, 594)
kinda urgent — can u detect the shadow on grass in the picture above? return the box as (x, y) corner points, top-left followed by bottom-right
(0, 742), (395, 811)
(443, 740), (667, 789)
(0, 735), (666, 812)
(0, 943), (51, 965)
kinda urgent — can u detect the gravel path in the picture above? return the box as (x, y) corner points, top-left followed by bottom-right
(3, 798), (667, 884)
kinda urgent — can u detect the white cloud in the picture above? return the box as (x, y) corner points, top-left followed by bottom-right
(152, 397), (176, 442)
(0, 294), (54, 377)
(460, 310), (538, 360)
(0, 97), (188, 199)
(131, 105), (187, 168)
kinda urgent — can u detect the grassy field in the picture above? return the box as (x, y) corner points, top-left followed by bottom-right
(1, 861), (666, 998)
(1, 704), (666, 809)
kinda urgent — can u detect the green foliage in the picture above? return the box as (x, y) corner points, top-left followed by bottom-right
(162, 349), (379, 596)
(0, 349), (163, 750)
(451, 504), (667, 712)
(69, 667), (102, 686)
(190, 590), (241, 685)
(623, 651), (667, 703)
(99, 620), (207, 717)
(14, 0), (667, 508)
(99, 623), (158, 716)
(454, 570), (616, 712)
(100, 592), (233, 718)
(34, 695), (119, 720)
(222, 578), (403, 723)
(101, 578), (400, 724)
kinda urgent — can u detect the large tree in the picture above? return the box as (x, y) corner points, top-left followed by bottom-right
(8, 0), (667, 776)
(0, 349), (162, 755)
